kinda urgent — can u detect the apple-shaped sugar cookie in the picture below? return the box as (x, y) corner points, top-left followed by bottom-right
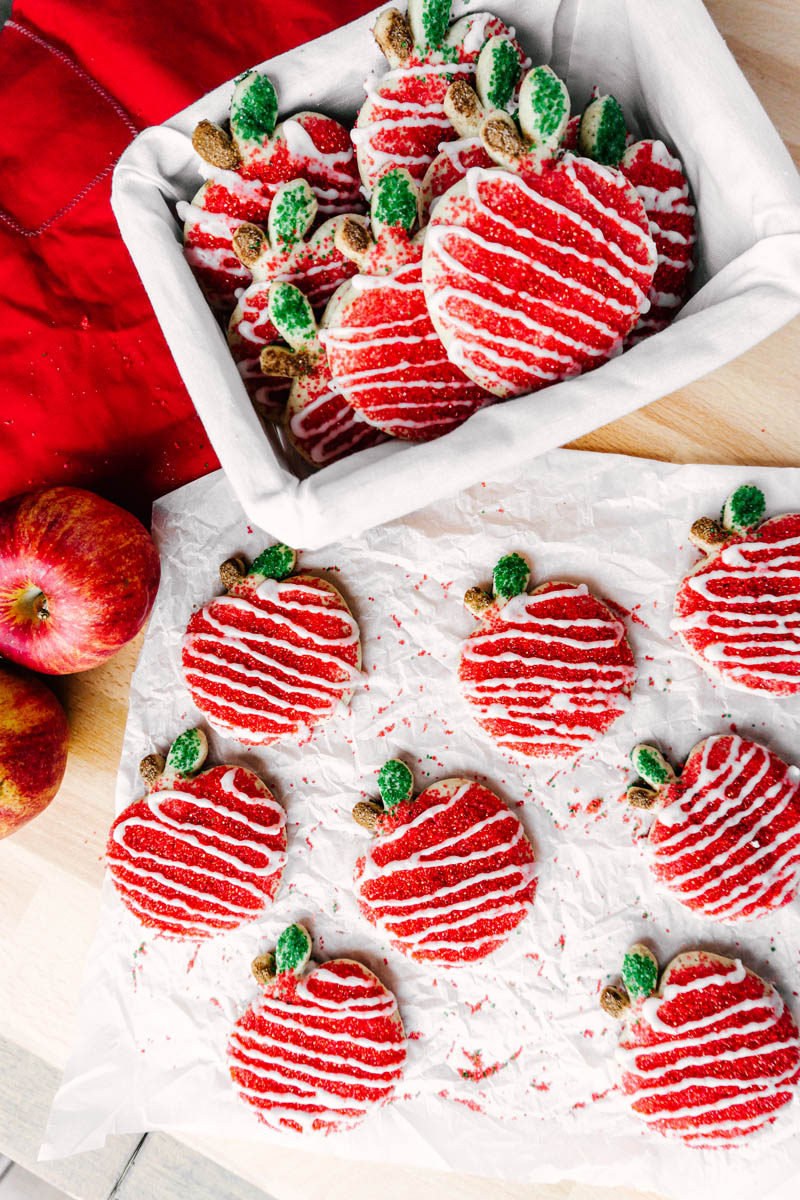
(352, 760), (536, 965)
(0, 664), (68, 839)
(422, 66), (657, 397)
(258, 282), (389, 466)
(182, 544), (361, 747)
(353, 0), (527, 194)
(459, 553), (636, 759)
(601, 943), (800, 1147)
(107, 729), (287, 938)
(228, 923), (406, 1133)
(227, 180), (363, 417)
(672, 484), (800, 695)
(625, 735), (800, 922)
(180, 72), (363, 313)
(0, 486), (160, 674)
(321, 168), (491, 440)
(578, 93), (696, 343)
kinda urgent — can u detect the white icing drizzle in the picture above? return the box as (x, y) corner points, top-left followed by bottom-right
(228, 963), (405, 1133)
(357, 783), (535, 960)
(618, 958), (800, 1145)
(110, 769), (286, 935)
(183, 576), (361, 746)
(648, 735), (800, 920)
(672, 529), (800, 690)
(460, 584), (634, 756)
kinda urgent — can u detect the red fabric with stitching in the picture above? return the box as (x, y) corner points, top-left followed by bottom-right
(0, 0), (374, 519)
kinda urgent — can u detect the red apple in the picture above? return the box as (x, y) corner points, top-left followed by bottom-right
(0, 663), (69, 838)
(0, 487), (160, 673)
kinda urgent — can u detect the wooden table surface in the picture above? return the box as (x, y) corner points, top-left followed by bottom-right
(1, 2), (799, 1197)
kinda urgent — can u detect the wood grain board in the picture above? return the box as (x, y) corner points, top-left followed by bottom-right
(1, 1), (799, 1196)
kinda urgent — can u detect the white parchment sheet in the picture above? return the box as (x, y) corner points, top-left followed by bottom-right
(111, 0), (800, 547)
(44, 449), (800, 1200)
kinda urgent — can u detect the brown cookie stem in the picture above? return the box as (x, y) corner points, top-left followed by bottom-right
(251, 952), (276, 985)
(232, 222), (267, 266)
(335, 218), (373, 267)
(373, 8), (413, 68)
(481, 114), (527, 166)
(689, 516), (729, 554)
(445, 80), (482, 138)
(139, 753), (166, 785)
(352, 800), (383, 831)
(627, 785), (660, 810)
(260, 346), (316, 378)
(600, 985), (630, 1019)
(464, 586), (493, 617)
(192, 119), (241, 169)
(219, 557), (247, 589)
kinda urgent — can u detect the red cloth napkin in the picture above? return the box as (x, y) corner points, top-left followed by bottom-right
(0, 0), (373, 520)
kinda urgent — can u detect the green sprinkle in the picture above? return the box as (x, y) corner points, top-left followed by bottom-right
(621, 947), (658, 1000)
(484, 39), (519, 110)
(231, 72), (278, 143)
(269, 283), (316, 343)
(372, 169), (417, 234)
(630, 744), (673, 789)
(414, 0), (450, 50)
(580, 95), (626, 165)
(493, 552), (530, 599)
(269, 180), (315, 250)
(377, 759), (414, 810)
(275, 924), (312, 975)
(249, 543), (296, 580)
(523, 66), (568, 146)
(722, 484), (765, 533)
(166, 728), (206, 776)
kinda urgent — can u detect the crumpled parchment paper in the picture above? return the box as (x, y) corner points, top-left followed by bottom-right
(42, 448), (800, 1200)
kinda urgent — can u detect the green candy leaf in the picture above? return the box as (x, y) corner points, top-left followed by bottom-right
(579, 95), (627, 166)
(275, 924), (313, 975)
(476, 37), (520, 112)
(249, 543), (296, 580)
(377, 759), (414, 811)
(166, 728), (208, 776)
(517, 66), (570, 152)
(630, 744), (674, 790)
(722, 484), (766, 533)
(372, 168), (418, 237)
(492, 552), (530, 600)
(268, 179), (316, 252)
(268, 283), (317, 350)
(621, 944), (659, 1001)
(408, 0), (451, 51)
(231, 72), (278, 143)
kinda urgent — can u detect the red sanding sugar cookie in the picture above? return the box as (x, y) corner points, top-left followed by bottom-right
(627, 735), (800, 922)
(352, 760), (536, 966)
(353, 1), (528, 195)
(182, 544), (361, 747)
(602, 945), (800, 1148)
(226, 181), (362, 418)
(672, 485), (800, 696)
(459, 553), (635, 760)
(258, 282), (389, 466)
(229, 923), (406, 1134)
(107, 729), (286, 938)
(320, 169), (491, 440)
(422, 67), (656, 398)
(180, 72), (363, 315)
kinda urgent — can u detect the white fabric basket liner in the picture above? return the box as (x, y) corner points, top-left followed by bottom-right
(111, 0), (800, 548)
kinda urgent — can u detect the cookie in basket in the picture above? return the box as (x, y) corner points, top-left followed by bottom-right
(179, 72), (363, 314)
(258, 282), (389, 466)
(626, 735), (800, 921)
(601, 943), (800, 1147)
(320, 168), (492, 440)
(458, 552), (636, 759)
(352, 759), (536, 965)
(353, 0), (528, 194)
(182, 544), (362, 747)
(107, 728), (287, 938)
(228, 923), (406, 1133)
(422, 66), (657, 397)
(578, 92), (696, 343)
(672, 484), (800, 695)
(227, 180), (365, 417)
